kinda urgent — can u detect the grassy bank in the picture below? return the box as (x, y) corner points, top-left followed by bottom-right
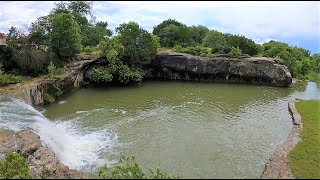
(288, 100), (320, 178)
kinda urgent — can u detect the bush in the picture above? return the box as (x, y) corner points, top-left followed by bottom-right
(206, 52), (215, 58)
(117, 65), (145, 84)
(44, 93), (55, 104)
(98, 156), (179, 179)
(89, 67), (114, 84)
(229, 46), (242, 58)
(0, 151), (32, 179)
(173, 45), (183, 52)
(47, 61), (63, 80)
(0, 74), (22, 86)
(83, 46), (94, 54)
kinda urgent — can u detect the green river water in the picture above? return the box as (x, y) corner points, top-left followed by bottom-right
(40, 81), (317, 178)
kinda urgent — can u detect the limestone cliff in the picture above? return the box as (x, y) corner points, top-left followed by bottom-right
(144, 52), (292, 87)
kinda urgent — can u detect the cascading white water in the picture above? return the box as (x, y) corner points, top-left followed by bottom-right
(0, 96), (119, 172)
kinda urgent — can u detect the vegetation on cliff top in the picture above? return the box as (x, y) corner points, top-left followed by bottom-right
(289, 100), (320, 179)
(0, 1), (319, 85)
(0, 151), (32, 179)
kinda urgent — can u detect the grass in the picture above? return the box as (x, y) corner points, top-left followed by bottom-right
(288, 100), (320, 179)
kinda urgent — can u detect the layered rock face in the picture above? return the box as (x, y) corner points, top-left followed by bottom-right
(0, 130), (89, 179)
(145, 52), (292, 87)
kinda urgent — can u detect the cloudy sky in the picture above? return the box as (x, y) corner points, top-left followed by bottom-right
(1, 1), (319, 54)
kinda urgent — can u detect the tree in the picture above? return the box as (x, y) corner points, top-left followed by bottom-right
(153, 18), (184, 36)
(51, 1), (99, 47)
(202, 30), (227, 53)
(50, 13), (82, 61)
(84, 21), (113, 47)
(224, 34), (259, 56)
(116, 22), (157, 67)
(90, 38), (145, 84)
(190, 25), (209, 45)
(158, 24), (180, 47)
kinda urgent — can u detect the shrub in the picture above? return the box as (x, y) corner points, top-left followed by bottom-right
(229, 46), (242, 58)
(206, 52), (215, 58)
(83, 46), (94, 54)
(89, 67), (114, 84)
(47, 61), (63, 80)
(44, 93), (55, 104)
(173, 45), (183, 52)
(0, 151), (32, 179)
(117, 65), (145, 84)
(0, 74), (23, 86)
(98, 156), (179, 179)
(199, 53), (207, 57)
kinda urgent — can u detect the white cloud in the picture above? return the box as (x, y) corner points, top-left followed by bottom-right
(0, 1), (319, 52)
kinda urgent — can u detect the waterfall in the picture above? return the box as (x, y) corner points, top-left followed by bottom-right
(0, 96), (118, 172)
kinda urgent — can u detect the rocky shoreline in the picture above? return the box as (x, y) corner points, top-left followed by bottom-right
(261, 100), (302, 179)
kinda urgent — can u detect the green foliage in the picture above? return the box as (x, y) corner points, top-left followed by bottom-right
(190, 25), (209, 45)
(261, 40), (316, 78)
(202, 30), (227, 53)
(173, 45), (210, 57)
(116, 22), (157, 67)
(229, 46), (242, 58)
(47, 61), (63, 80)
(153, 18), (184, 36)
(90, 67), (113, 83)
(150, 34), (161, 48)
(0, 74), (22, 86)
(92, 37), (145, 84)
(83, 46), (94, 54)
(0, 151), (32, 179)
(289, 100), (320, 179)
(117, 65), (145, 84)
(98, 156), (179, 179)
(224, 34), (259, 56)
(50, 13), (82, 61)
(44, 93), (55, 104)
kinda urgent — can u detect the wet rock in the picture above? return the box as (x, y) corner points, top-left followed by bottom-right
(0, 130), (90, 179)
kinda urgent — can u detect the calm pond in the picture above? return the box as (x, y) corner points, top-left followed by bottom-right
(1, 81), (318, 178)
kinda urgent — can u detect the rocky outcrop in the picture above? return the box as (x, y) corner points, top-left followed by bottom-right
(145, 52), (292, 87)
(0, 130), (89, 179)
(1, 59), (94, 108)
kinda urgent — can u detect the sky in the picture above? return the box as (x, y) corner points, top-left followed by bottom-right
(1, 1), (319, 54)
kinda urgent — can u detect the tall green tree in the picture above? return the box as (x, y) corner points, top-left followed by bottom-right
(190, 25), (209, 45)
(153, 18), (184, 36)
(202, 30), (227, 53)
(50, 13), (82, 61)
(224, 34), (259, 56)
(116, 22), (157, 67)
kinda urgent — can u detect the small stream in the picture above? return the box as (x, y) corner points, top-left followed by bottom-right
(0, 81), (318, 178)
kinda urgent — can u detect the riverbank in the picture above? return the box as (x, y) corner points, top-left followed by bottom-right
(261, 99), (303, 179)
(288, 100), (320, 178)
